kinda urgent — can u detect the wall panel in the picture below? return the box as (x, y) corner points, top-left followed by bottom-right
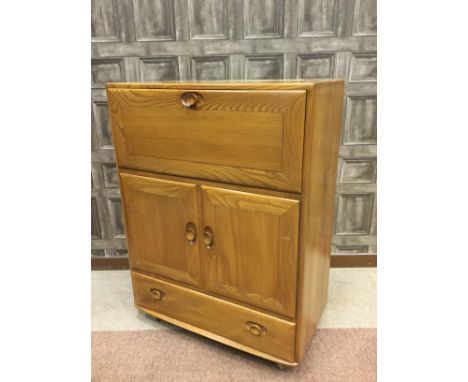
(243, 0), (284, 39)
(133, 0), (176, 41)
(343, 95), (377, 145)
(191, 55), (230, 80)
(349, 52), (377, 82)
(352, 0), (377, 36)
(139, 57), (180, 81)
(296, 53), (335, 79)
(91, 0), (120, 42)
(336, 193), (374, 235)
(188, 0), (228, 39)
(298, 0), (336, 37)
(244, 54), (283, 79)
(91, 58), (125, 87)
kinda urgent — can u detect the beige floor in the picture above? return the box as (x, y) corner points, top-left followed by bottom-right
(91, 268), (376, 331)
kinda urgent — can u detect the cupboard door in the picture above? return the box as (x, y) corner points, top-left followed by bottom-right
(201, 186), (299, 318)
(120, 173), (201, 287)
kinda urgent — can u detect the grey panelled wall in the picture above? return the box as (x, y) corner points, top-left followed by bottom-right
(91, 0), (377, 258)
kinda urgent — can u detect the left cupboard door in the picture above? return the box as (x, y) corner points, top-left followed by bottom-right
(120, 173), (202, 288)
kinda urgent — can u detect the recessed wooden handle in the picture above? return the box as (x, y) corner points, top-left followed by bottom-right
(180, 92), (203, 109)
(149, 288), (165, 301)
(185, 222), (197, 244)
(203, 226), (214, 249)
(244, 321), (266, 336)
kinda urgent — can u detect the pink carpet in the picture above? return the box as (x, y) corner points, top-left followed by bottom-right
(92, 328), (376, 381)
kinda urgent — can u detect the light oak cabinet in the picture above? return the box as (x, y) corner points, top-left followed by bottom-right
(107, 80), (344, 367)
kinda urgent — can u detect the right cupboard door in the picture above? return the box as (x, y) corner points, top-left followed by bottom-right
(201, 186), (300, 318)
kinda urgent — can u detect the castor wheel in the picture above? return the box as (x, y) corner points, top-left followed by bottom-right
(276, 363), (290, 370)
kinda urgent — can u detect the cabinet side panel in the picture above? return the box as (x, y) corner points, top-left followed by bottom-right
(295, 81), (344, 361)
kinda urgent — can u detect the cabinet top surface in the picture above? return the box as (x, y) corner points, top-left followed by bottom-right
(106, 79), (343, 90)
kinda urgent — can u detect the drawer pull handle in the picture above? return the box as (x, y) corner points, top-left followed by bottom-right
(149, 288), (165, 301)
(203, 226), (214, 249)
(185, 222), (197, 244)
(245, 321), (266, 336)
(181, 92), (203, 109)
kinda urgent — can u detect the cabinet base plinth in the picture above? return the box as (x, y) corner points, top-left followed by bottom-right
(276, 362), (293, 370)
(136, 304), (299, 368)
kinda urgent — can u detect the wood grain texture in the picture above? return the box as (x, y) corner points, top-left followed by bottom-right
(120, 173), (202, 287)
(201, 186), (299, 318)
(107, 88), (305, 192)
(131, 271), (296, 362)
(295, 81), (345, 362)
(106, 80), (339, 90)
(120, 168), (301, 201)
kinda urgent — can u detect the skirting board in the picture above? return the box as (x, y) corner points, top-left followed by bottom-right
(91, 254), (377, 270)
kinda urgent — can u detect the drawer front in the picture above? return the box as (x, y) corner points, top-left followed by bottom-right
(107, 88), (305, 192)
(131, 271), (296, 362)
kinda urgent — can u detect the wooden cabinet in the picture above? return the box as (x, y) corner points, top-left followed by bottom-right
(107, 80), (344, 367)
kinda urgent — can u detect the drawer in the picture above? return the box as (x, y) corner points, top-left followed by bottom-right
(107, 88), (306, 192)
(131, 271), (296, 362)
